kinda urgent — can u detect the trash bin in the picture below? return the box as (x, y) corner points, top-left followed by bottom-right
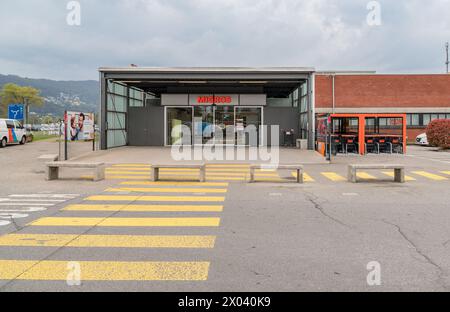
(282, 129), (295, 147)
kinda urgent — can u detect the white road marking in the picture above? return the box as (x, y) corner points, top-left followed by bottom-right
(0, 193), (78, 227)
(0, 208), (47, 212)
(405, 154), (450, 165)
(343, 193), (359, 196)
(0, 213), (29, 219)
(0, 199), (66, 202)
(9, 194), (79, 199)
(0, 203), (55, 206)
(269, 193), (283, 196)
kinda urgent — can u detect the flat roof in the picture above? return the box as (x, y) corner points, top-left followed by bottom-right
(99, 66), (316, 74)
(99, 67), (315, 97)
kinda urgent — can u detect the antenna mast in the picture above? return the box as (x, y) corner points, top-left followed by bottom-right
(446, 42), (449, 74)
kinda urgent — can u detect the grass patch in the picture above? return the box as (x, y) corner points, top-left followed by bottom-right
(30, 131), (59, 142)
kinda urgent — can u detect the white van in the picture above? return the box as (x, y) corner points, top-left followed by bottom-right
(0, 119), (27, 148)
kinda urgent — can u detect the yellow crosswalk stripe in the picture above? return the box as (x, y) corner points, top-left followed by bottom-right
(412, 171), (448, 181)
(0, 260), (210, 281)
(85, 195), (225, 202)
(207, 164), (250, 168)
(105, 187), (228, 194)
(112, 164), (150, 167)
(156, 172), (278, 177)
(120, 181), (229, 187)
(382, 172), (416, 181)
(441, 171), (450, 176)
(321, 172), (346, 181)
(291, 172), (315, 182)
(106, 171), (150, 175)
(30, 217), (221, 227)
(356, 172), (377, 180)
(63, 204), (224, 212)
(107, 168), (151, 172)
(0, 234), (216, 248)
(105, 176), (149, 180)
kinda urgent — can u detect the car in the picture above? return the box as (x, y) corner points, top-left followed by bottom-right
(416, 133), (429, 146)
(0, 119), (28, 148)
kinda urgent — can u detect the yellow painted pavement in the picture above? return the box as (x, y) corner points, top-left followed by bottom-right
(105, 187), (228, 194)
(63, 204), (224, 212)
(120, 181), (229, 187)
(382, 172), (416, 181)
(321, 172), (346, 181)
(0, 260), (210, 281)
(412, 171), (448, 181)
(85, 195), (225, 202)
(30, 217), (221, 227)
(0, 234), (216, 248)
(356, 172), (377, 180)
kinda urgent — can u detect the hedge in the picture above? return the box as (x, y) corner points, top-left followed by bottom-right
(426, 119), (450, 149)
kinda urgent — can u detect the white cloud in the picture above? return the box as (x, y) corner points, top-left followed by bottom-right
(0, 0), (448, 80)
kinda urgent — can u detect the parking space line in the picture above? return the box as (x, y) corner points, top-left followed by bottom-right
(382, 172), (416, 181)
(0, 234), (216, 248)
(441, 171), (450, 176)
(291, 172), (315, 182)
(321, 172), (346, 181)
(356, 172), (377, 180)
(63, 204), (224, 212)
(112, 164), (151, 167)
(0, 260), (210, 281)
(105, 171), (150, 175)
(84, 195), (225, 202)
(412, 171), (449, 181)
(105, 187), (228, 194)
(120, 181), (229, 187)
(30, 217), (221, 227)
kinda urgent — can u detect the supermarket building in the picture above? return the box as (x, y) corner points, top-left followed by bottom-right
(99, 67), (450, 150)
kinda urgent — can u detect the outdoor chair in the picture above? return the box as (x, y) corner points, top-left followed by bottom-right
(345, 138), (359, 154)
(365, 138), (379, 154)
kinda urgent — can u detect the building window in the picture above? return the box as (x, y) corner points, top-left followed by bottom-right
(406, 114), (420, 126)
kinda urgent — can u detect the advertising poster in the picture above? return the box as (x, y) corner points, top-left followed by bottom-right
(66, 111), (95, 141)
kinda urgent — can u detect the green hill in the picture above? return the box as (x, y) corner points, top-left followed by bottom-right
(0, 74), (99, 118)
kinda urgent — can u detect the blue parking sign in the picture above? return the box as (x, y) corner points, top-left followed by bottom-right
(8, 104), (25, 120)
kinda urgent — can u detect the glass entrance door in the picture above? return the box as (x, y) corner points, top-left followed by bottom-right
(235, 107), (262, 146)
(194, 106), (214, 145)
(214, 106), (235, 145)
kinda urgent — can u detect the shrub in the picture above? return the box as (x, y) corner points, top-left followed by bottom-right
(426, 119), (450, 149)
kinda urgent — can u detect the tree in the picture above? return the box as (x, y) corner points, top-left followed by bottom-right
(426, 119), (450, 149)
(0, 83), (44, 122)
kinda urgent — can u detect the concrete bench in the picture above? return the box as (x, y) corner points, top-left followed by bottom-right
(348, 164), (405, 183)
(36, 154), (59, 174)
(249, 164), (304, 183)
(151, 164), (206, 182)
(46, 162), (106, 182)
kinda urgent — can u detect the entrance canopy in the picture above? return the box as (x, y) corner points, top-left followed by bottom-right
(100, 67), (314, 97)
(99, 67), (316, 150)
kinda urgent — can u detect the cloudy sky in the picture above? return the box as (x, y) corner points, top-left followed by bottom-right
(0, 0), (449, 81)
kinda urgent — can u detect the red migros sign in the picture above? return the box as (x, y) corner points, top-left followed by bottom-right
(197, 96), (232, 104)
(190, 94), (239, 106)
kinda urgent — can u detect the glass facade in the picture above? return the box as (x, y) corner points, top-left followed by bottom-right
(298, 81), (309, 139)
(167, 107), (193, 145)
(106, 81), (127, 148)
(407, 113), (450, 127)
(165, 105), (264, 146)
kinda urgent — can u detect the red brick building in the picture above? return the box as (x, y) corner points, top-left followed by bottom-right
(315, 72), (450, 142)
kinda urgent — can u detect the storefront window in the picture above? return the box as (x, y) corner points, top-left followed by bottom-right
(167, 108), (193, 145)
(193, 106), (214, 145)
(236, 107), (262, 146)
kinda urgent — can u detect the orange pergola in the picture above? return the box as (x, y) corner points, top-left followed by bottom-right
(329, 113), (407, 155)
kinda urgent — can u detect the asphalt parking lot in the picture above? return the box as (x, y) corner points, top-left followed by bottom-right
(0, 141), (449, 292)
